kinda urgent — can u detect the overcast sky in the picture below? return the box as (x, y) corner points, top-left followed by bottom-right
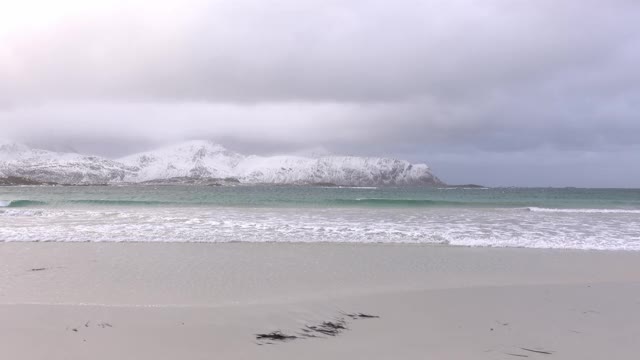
(1, 0), (639, 187)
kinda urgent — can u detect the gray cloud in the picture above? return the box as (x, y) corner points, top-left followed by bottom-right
(1, 0), (639, 186)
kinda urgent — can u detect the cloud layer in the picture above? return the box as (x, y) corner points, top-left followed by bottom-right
(1, 0), (639, 186)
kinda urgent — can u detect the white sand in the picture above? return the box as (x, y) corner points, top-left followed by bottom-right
(1, 243), (639, 359)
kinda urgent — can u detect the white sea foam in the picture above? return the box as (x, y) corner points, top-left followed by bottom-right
(0, 209), (46, 217)
(527, 207), (640, 214)
(0, 200), (11, 207)
(1, 206), (639, 251)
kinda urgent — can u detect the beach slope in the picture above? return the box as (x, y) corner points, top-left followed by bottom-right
(1, 243), (639, 359)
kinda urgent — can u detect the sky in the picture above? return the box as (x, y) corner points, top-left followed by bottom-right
(1, 0), (639, 187)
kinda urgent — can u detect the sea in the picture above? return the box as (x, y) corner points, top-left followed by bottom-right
(1, 186), (639, 250)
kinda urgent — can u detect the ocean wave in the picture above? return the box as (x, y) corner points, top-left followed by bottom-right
(0, 200), (48, 207)
(0, 199), (176, 208)
(330, 198), (472, 207)
(1, 206), (639, 250)
(67, 199), (173, 206)
(527, 207), (640, 214)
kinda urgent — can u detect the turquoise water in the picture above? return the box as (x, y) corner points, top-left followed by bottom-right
(1, 186), (639, 249)
(2, 185), (640, 209)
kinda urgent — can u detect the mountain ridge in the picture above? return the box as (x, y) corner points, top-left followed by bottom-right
(0, 140), (444, 186)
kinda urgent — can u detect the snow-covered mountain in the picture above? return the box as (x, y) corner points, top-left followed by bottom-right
(0, 143), (136, 184)
(1, 141), (444, 186)
(118, 141), (245, 182)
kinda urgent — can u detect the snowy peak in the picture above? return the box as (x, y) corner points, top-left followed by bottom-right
(119, 140), (244, 181)
(235, 154), (440, 186)
(119, 140), (237, 165)
(0, 143), (41, 160)
(1, 141), (444, 186)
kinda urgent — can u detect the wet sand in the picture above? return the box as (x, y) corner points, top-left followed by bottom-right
(1, 242), (639, 359)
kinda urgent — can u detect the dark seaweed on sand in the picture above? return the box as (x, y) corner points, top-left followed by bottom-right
(255, 331), (298, 342)
(256, 312), (379, 345)
(342, 312), (380, 320)
(521, 347), (553, 355)
(304, 319), (348, 337)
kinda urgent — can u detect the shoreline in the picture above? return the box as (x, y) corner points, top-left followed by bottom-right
(2, 238), (639, 253)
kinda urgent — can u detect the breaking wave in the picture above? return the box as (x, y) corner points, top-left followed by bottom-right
(0, 199), (175, 208)
(527, 207), (640, 214)
(0, 197), (501, 208)
(67, 200), (173, 206)
(0, 200), (48, 208)
(330, 198), (474, 207)
(1, 206), (639, 250)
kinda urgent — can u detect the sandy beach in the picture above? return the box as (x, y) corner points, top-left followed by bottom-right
(1, 242), (639, 359)
(3, 0), (640, 358)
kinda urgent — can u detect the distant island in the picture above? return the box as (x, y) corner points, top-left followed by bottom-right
(0, 141), (444, 187)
